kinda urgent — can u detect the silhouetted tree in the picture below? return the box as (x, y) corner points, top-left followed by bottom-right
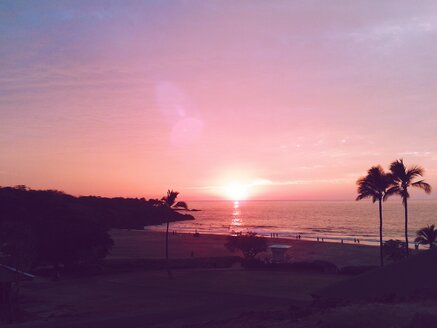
(384, 239), (407, 262)
(415, 224), (437, 249)
(174, 201), (188, 210)
(356, 166), (393, 266)
(161, 190), (188, 276)
(0, 221), (37, 271)
(0, 186), (114, 272)
(225, 232), (267, 261)
(386, 160), (432, 255)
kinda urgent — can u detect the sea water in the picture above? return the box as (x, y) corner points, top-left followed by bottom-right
(147, 200), (437, 245)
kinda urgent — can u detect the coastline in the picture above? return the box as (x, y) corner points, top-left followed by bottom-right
(108, 229), (382, 267)
(165, 200), (437, 246)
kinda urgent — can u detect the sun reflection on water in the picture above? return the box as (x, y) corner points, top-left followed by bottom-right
(230, 201), (243, 233)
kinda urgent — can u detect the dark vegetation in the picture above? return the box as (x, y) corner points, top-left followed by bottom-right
(225, 232), (267, 261)
(385, 159), (432, 255)
(0, 186), (194, 271)
(160, 189), (188, 277)
(356, 159), (432, 265)
(384, 240), (408, 262)
(415, 224), (437, 248)
(356, 165), (392, 267)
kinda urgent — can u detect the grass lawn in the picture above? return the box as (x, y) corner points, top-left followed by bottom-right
(15, 268), (346, 327)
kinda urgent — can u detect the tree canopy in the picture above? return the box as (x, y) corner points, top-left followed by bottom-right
(0, 186), (194, 269)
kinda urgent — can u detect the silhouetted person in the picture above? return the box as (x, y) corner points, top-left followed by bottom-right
(341, 239), (344, 244)
(317, 237), (320, 242)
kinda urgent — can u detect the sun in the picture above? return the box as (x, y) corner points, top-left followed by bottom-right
(225, 183), (249, 201)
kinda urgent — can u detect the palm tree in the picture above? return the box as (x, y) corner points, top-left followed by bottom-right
(415, 224), (437, 249)
(356, 166), (393, 267)
(386, 159), (432, 255)
(161, 190), (188, 276)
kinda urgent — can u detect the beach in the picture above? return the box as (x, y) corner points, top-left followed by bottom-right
(13, 229), (435, 328)
(109, 229), (381, 267)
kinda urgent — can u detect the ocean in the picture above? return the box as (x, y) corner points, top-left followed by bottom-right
(147, 200), (437, 245)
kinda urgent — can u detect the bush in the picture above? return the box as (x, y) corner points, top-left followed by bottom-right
(225, 232), (267, 260)
(0, 186), (114, 269)
(384, 239), (407, 262)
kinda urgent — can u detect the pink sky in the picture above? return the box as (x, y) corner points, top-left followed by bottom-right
(1, 1), (437, 200)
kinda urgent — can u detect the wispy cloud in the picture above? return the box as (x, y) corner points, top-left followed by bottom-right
(398, 151), (433, 157)
(184, 177), (353, 191)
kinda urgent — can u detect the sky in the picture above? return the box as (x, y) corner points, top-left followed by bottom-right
(1, 1), (437, 201)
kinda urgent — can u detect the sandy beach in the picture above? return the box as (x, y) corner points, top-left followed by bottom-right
(11, 229), (435, 328)
(109, 229), (381, 267)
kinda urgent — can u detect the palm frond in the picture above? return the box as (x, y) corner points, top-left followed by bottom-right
(356, 165), (390, 203)
(415, 225), (437, 247)
(389, 159), (407, 182)
(412, 180), (432, 194)
(162, 189), (179, 207)
(174, 201), (188, 209)
(389, 159), (431, 203)
(355, 193), (371, 201)
(383, 186), (400, 201)
(406, 165), (424, 180)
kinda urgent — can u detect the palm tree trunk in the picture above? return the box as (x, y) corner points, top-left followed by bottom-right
(378, 199), (384, 267)
(165, 220), (172, 278)
(404, 198), (409, 256)
(165, 220), (169, 261)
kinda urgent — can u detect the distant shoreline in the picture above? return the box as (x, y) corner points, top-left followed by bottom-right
(144, 226), (379, 246)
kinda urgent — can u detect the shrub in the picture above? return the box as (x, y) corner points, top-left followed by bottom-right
(0, 186), (114, 269)
(225, 232), (267, 260)
(384, 239), (407, 262)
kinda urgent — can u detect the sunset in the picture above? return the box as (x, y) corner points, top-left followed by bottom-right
(2, 1), (437, 201)
(1, 1), (437, 327)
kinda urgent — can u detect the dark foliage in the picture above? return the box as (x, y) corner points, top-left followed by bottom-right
(0, 186), (193, 230)
(385, 159), (432, 256)
(225, 232), (267, 260)
(356, 165), (393, 267)
(0, 186), (194, 269)
(384, 239), (407, 262)
(415, 224), (437, 248)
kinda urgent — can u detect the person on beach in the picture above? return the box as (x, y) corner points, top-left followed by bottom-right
(317, 237), (319, 242)
(341, 239), (344, 244)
